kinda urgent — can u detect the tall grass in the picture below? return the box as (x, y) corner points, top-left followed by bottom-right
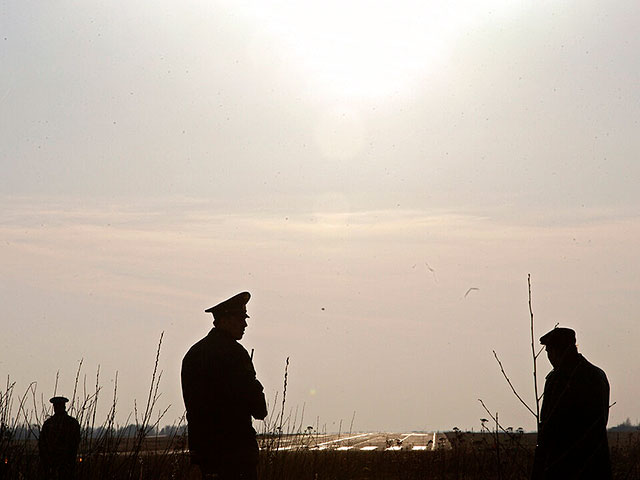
(2, 336), (639, 480)
(0, 333), (189, 480)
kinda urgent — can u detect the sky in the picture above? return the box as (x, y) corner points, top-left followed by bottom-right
(1, 0), (639, 433)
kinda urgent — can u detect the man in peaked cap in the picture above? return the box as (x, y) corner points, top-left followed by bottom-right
(532, 327), (612, 480)
(181, 292), (268, 480)
(38, 396), (81, 479)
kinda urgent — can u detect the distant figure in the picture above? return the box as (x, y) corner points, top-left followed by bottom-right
(532, 327), (612, 480)
(38, 396), (81, 480)
(181, 292), (268, 480)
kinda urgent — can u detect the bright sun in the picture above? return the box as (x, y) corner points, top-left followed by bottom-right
(243, 0), (522, 99)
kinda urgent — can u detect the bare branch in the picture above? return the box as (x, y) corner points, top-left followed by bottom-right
(70, 358), (84, 416)
(476, 404), (530, 479)
(528, 274), (541, 429)
(493, 350), (536, 418)
(477, 399), (521, 441)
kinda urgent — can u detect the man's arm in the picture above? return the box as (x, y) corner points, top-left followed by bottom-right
(72, 417), (81, 451)
(231, 347), (268, 420)
(249, 379), (268, 420)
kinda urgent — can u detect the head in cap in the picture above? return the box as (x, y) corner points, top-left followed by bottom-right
(540, 327), (577, 368)
(206, 292), (251, 340)
(49, 396), (69, 414)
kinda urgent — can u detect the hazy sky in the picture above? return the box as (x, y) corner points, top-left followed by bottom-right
(1, 0), (639, 432)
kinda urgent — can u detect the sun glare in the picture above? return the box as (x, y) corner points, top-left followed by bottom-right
(241, 0), (523, 99)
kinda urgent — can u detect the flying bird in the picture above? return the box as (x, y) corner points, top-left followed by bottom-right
(464, 287), (479, 298)
(425, 262), (438, 282)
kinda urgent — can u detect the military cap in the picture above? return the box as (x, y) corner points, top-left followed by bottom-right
(540, 327), (576, 349)
(49, 396), (69, 405)
(205, 292), (251, 319)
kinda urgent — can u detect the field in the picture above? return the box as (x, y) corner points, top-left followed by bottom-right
(2, 333), (639, 479)
(2, 429), (640, 479)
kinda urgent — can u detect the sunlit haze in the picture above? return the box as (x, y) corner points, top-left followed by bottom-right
(1, 0), (639, 434)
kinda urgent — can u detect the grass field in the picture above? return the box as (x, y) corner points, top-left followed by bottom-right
(2, 429), (640, 479)
(2, 333), (639, 479)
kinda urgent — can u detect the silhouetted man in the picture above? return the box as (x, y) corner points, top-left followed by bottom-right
(532, 327), (612, 480)
(181, 292), (267, 480)
(38, 396), (81, 480)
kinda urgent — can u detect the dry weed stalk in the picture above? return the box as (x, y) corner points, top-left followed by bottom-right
(488, 274), (542, 427)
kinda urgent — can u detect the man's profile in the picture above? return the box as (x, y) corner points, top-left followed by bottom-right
(532, 327), (612, 480)
(181, 291), (267, 479)
(38, 396), (81, 480)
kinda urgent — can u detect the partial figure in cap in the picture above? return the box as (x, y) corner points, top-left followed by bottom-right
(181, 292), (268, 480)
(532, 327), (612, 480)
(38, 396), (81, 480)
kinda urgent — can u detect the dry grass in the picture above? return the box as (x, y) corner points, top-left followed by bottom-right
(2, 334), (640, 479)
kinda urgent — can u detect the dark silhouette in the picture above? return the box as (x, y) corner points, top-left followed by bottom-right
(38, 396), (80, 480)
(181, 292), (267, 480)
(532, 327), (612, 480)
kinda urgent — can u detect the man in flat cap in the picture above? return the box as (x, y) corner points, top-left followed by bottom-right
(38, 396), (81, 480)
(532, 327), (612, 480)
(181, 292), (268, 479)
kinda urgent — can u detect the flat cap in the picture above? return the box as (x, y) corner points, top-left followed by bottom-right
(540, 327), (576, 348)
(205, 292), (251, 319)
(49, 396), (69, 405)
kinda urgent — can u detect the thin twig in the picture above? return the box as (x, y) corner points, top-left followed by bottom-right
(495, 411), (502, 480)
(348, 410), (356, 444)
(17, 383), (39, 440)
(528, 274), (541, 429)
(477, 399), (528, 450)
(53, 370), (59, 397)
(71, 359), (84, 417)
(278, 357), (289, 435)
(89, 365), (100, 451)
(143, 332), (164, 426)
(493, 350), (536, 418)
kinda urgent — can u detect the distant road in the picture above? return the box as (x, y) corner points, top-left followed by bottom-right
(263, 432), (451, 452)
(111, 432), (453, 456)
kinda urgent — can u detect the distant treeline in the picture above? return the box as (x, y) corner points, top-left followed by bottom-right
(2, 422), (187, 441)
(5, 419), (639, 441)
(609, 418), (640, 432)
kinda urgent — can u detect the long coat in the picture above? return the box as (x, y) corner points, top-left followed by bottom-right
(532, 353), (611, 480)
(181, 328), (267, 474)
(38, 412), (80, 478)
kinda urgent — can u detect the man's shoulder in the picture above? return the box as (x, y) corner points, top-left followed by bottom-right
(182, 329), (249, 367)
(183, 331), (215, 359)
(42, 414), (79, 428)
(61, 414), (80, 430)
(209, 329), (250, 357)
(578, 354), (604, 372)
(576, 355), (609, 385)
(545, 368), (558, 382)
